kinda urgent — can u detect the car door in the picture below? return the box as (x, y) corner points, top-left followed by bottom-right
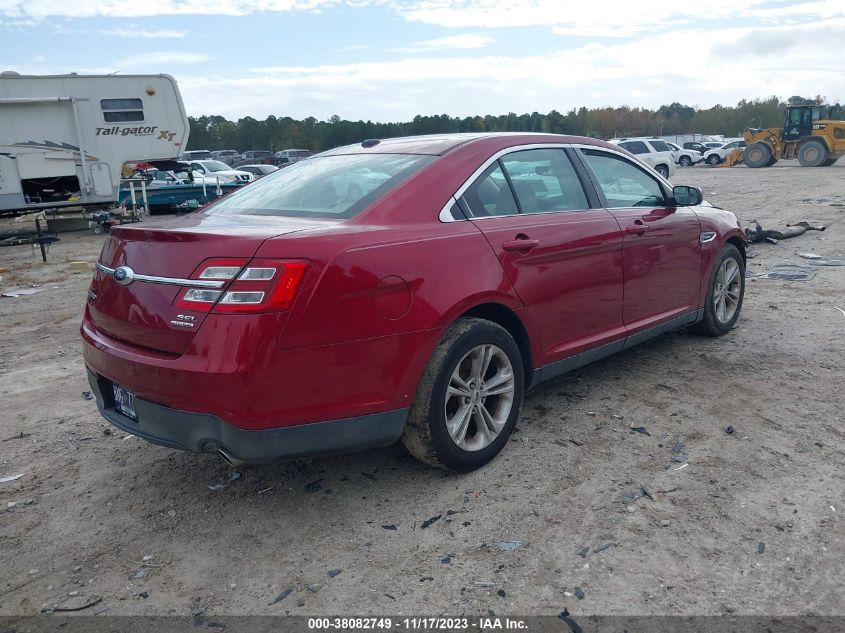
(576, 147), (702, 335)
(459, 147), (624, 364)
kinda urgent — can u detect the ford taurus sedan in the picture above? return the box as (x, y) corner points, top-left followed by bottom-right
(82, 133), (746, 471)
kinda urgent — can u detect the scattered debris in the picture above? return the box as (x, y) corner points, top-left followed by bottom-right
(568, 438), (585, 447)
(307, 584), (320, 593)
(757, 542), (766, 554)
(229, 471), (241, 482)
(577, 547), (589, 558)
(304, 478), (324, 493)
(496, 540), (522, 551)
(745, 220), (824, 244)
(630, 426), (651, 436)
(574, 587), (585, 600)
(672, 441), (685, 454)
(798, 252), (823, 259)
(360, 471), (377, 480)
(0, 474), (24, 484)
(421, 514), (442, 529)
(474, 581), (496, 588)
(640, 486), (654, 502)
(835, 307), (845, 318)
(81, 391), (93, 401)
(553, 439), (568, 447)
(327, 568), (342, 578)
(1, 287), (45, 298)
(2, 432), (32, 442)
(42, 597), (103, 613)
(382, 524), (397, 531)
(420, 577), (434, 583)
(497, 589), (506, 598)
(725, 426), (735, 435)
(660, 519), (671, 528)
(765, 264), (817, 281)
(269, 587), (293, 605)
(674, 463), (689, 471)
(440, 555), (452, 564)
(672, 454), (688, 463)
(593, 542), (617, 554)
(208, 483), (226, 491)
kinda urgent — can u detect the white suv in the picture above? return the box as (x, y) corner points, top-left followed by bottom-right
(608, 138), (676, 178)
(703, 140), (746, 165)
(189, 160), (255, 184)
(666, 142), (703, 167)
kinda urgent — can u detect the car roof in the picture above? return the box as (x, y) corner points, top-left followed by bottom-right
(318, 132), (616, 157)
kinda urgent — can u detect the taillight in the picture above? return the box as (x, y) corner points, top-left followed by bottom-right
(173, 258), (307, 314)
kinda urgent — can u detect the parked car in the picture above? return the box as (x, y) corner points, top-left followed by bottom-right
(274, 148), (313, 166)
(241, 150), (273, 163)
(211, 150), (241, 165)
(83, 133), (745, 471)
(142, 169), (188, 187)
(666, 142), (703, 167)
(331, 166), (391, 199)
(608, 137), (675, 178)
(180, 150), (213, 161)
(703, 140), (747, 165)
(683, 142), (711, 153)
(187, 160), (254, 184)
(237, 164), (280, 179)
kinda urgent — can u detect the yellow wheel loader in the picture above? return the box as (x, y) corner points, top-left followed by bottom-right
(743, 104), (845, 168)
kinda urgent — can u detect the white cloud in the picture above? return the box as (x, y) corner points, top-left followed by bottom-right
(118, 51), (210, 67)
(98, 27), (186, 38)
(171, 19), (845, 121)
(388, 32), (494, 53)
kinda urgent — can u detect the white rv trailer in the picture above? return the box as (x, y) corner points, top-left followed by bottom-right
(0, 72), (189, 215)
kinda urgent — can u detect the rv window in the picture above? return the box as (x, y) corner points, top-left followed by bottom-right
(100, 98), (144, 123)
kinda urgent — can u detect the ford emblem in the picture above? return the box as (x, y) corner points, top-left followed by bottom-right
(113, 266), (135, 286)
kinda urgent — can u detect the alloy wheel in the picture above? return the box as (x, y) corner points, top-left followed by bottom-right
(444, 344), (515, 452)
(713, 258), (741, 324)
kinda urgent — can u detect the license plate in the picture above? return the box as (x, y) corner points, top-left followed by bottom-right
(113, 384), (137, 420)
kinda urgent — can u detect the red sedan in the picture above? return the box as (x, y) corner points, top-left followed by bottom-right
(82, 133), (746, 471)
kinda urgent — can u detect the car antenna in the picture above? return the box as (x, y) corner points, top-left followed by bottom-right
(361, 139), (380, 148)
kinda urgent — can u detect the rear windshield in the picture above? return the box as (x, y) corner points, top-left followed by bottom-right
(205, 153), (434, 219)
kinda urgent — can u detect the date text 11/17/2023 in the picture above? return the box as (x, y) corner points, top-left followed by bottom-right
(307, 618), (528, 631)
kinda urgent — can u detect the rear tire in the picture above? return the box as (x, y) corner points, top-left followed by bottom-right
(706, 154), (721, 165)
(797, 140), (828, 167)
(679, 156), (692, 167)
(744, 142), (772, 168)
(691, 244), (745, 337)
(402, 318), (524, 471)
(655, 164), (669, 178)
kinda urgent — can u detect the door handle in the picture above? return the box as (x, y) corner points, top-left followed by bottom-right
(502, 238), (540, 252)
(625, 220), (650, 235)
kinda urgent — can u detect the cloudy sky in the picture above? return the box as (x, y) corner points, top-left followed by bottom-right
(2, 0), (844, 121)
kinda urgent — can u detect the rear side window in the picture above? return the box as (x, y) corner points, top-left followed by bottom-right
(500, 149), (588, 214)
(649, 140), (671, 152)
(101, 98), (144, 123)
(619, 141), (649, 154)
(581, 150), (667, 208)
(206, 154), (434, 219)
(461, 163), (517, 217)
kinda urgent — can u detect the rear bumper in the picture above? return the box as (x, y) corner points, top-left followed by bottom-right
(87, 368), (408, 463)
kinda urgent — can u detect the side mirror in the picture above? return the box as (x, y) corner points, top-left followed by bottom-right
(673, 185), (703, 206)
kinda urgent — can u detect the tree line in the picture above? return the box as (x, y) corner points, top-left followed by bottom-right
(186, 95), (841, 153)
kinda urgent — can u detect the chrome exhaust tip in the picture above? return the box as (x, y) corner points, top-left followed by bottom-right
(217, 448), (247, 468)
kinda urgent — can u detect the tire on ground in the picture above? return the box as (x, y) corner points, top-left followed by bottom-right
(797, 139), (828, 167)
(706, 154), (721, 165)
(679, 156), (692, 167)
(744, 142), (772, 168)
(656, 164), (669, 178)
(691, 243), (745, 337)
(401, 317), (524, 471)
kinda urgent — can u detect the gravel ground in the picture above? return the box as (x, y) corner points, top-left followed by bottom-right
(0, 161), (843, 617)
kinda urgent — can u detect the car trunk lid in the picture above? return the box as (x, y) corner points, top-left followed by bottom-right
(88, 213), (325, 355)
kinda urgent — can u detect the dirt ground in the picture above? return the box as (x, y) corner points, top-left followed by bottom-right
(0, 161), (843, 618)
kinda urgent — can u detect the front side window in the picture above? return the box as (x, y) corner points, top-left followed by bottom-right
(581, 150), (667, 208)
(500, 149), (588, 214)
(101, 98), (144, 123)
(206, 153), (433, 219)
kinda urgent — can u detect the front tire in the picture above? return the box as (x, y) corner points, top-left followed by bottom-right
(706, 154), (721, 165)
(679, 156), (692, 167)
(691, 244), (745, 337)
(744, 142), (772, 168)
(402, 318), (524, 471)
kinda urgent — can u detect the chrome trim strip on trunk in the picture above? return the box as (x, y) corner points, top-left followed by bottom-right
(95, 262), (226, 289)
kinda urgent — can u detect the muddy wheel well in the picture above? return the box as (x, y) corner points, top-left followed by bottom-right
(726, 236), (746, 263)
(462, 303), (535, 388)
